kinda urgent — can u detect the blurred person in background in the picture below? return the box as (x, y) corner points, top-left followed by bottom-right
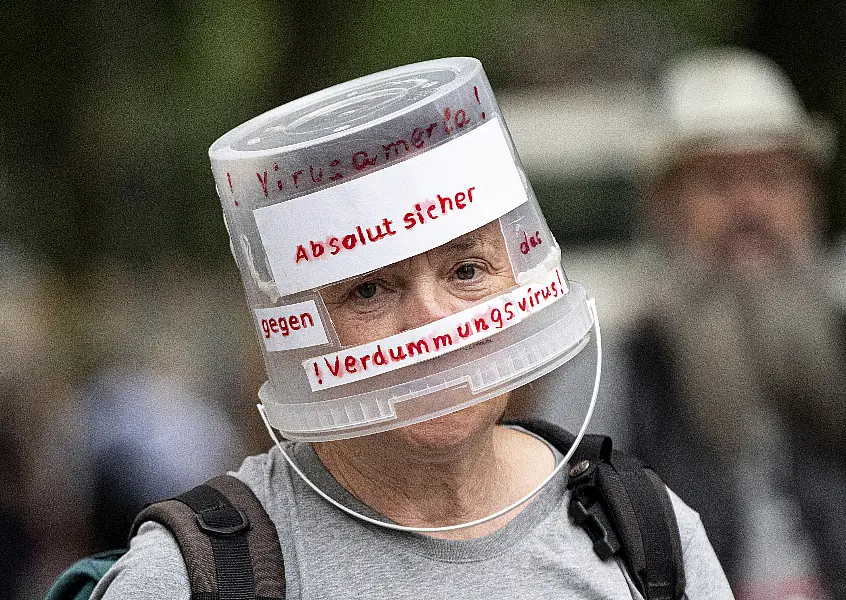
(621, 47), (846, 600)
(27, 263), (253, 596)
(0, 389), (34, 600)
(71, 366), (248, 550)
(0, 249), (75, 600)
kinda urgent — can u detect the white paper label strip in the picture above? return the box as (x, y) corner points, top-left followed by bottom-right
(255, 300), (329, 351)
(254, 118), (528, 296)
(303, 268), (568, 391)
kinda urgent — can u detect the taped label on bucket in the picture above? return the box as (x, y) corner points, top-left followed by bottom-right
(253, 119), (528, 296)
(303, 268), (568, 390)
(255, 300), (329, 351)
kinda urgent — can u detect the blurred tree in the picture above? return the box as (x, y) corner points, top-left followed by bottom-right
(0, 2), (87, 265)
(746, 0), (846, 236)
(70, 0), (292, 265)
(644, 0), (756, 45)
(333, 1), (518, 88)
(2, 0), (292, 269)
(2, 0), (842, 268)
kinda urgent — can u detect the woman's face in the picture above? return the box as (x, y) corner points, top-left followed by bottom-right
(320, 220), (515, 347)
(318, 220), (516, 452)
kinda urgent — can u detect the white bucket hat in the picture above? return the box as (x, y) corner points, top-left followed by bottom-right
(647, 47), (836, 173)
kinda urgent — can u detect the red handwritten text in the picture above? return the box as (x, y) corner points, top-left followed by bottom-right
(294, 219), (398, 263)
(260, 311), (316, 339)
(309, 269), (565, 386)
(293, 186), (476, 264)
(520, 231), (542, 255)
(232, 99), (488, 203)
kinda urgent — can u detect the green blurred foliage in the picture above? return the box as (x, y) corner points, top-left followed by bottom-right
(2, 0), (292, 268)
(646, 0), (756, 44)
(531, 176), (637, 245)
(336, 2), (518, 86)
(1, 0), (843, 270)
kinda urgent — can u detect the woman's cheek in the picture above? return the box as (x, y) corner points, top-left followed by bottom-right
(333, 310), (397, 346)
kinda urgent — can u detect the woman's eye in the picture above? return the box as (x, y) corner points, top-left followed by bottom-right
(455, 264), (477, 280)
(353, 282), (379, 299)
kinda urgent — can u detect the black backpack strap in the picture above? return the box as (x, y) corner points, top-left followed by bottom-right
(576, 451), (686, 600)
(131, 475), (286, 600)
(504, 418), (685, 600)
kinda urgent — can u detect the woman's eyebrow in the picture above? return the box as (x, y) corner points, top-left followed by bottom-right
(440, 233), (493, 254)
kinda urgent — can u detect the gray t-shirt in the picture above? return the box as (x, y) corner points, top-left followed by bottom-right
(92, 437), (733, 599)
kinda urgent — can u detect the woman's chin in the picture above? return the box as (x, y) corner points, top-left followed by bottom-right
(385, 395), (509, 457)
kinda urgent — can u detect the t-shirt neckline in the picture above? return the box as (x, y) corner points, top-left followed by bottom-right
(286, 425), (569, 562)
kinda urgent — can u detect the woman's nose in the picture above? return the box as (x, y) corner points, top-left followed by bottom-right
(396, 280), (461, 332)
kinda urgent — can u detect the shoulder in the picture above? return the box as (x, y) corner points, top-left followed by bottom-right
(232, 445), (301, 522)
(91, 521), (188, 600)
(92, 450), (288, 600)
(232, 449), (281, 503)
(665, 487), (701, 547)
(665, 488), (735, 599)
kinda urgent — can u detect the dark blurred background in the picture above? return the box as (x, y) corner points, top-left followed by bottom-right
(2, 1), (844, 599)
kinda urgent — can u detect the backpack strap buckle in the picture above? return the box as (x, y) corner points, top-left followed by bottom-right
(567, 459), (622, 560)
(568, 491), (622, 560)
(195, 504), (250, 536)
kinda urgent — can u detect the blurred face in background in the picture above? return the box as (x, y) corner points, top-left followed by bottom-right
(645, 145), (846, 454)
(651, 146), (820, 279)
